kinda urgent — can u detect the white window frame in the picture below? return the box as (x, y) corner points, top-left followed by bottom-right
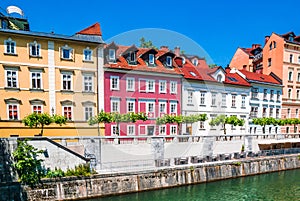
(269, 108), (273, 117)
(126, 77), (135, 91)
(111, 125), (119, 136)
(170, 125), (177, 135)
(159, 125), (166, 135)
(127, 125), (135, 136)
(159, 101), (166, 116)
(211, 92), (216, 106)
(241, 95), (246, 108)
(170, 81), (177, 94)
(187, 91), (193, 104)
(32, 105), (43, 114)
(200, 92), (206, 105)
(60, 45), (74, 60)
(30, 70), (43, 90)
(221, 93), (226, 107)
(83, 74), (94, 92)
(127, 100), (135, 113)
(5, 69), (18, 88)
(149, 54), (155, 65)
(231, 94), (236, 107)
(288, 71), (293, 81)
(288, 88), (292, 99)
(159, 80), (167, 93)
(84, 106), (94, 121)
(192, 58), (198, 66)
(147, 79), (155, 93)
(199, 121), (205, 129)
(62, 106), (73, 121)
(4, 38), (16, 54)
(109, 49), (115, 61)
(83, 48), (93, 61)
(110, 76), (119, 90)
(166, 56), (172, 67)
(111, 99), (120, 113)
(29, 41), (41, 57)
(7, 104), (19, 120)
(61, 72), (73, 91)
(170, 102), (177, 115)
(146, 102), (155, 118)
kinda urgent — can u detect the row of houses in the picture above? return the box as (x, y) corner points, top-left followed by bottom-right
(0, 13), (290, 137)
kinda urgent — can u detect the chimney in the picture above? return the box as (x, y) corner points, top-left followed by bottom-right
(160, 46), (169, 52)
(252, 44), (261, 49)
(174, 46), (180, 56)
(265, 36), (270, 44)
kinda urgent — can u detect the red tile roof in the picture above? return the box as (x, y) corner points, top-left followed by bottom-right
(76, 22), (102, 36)
(224, 72), (251, 87)
(239, 69), (281, 85)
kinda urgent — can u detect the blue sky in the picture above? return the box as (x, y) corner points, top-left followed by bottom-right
(1, 0), (300, 67)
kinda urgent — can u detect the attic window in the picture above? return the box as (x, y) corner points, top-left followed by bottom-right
(217, 75), (222, 82)
(289, 35), (294, 42)
(109, 49), (115, 61)
(128, 51), (136, 65)
(228, 77), (237, 82)
(189, 72), (196, 76)
(192, 59), (198, 66)
(149, 54), (154, 65)
(182, 57), (185, 64)
(166, 56), (172, 67)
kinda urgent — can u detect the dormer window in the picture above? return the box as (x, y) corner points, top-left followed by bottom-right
(217, 74), (222, 82)
(289, 35), (294, 42)
(129, 52), (136, 63)
(192, 59), (198, 66)
(109, 49), (115, 61)
(149, 54), (154, 65)
(166, 56), (172, 67)
(182, 57), (185, 64)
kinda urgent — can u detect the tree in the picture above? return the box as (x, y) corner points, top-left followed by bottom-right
(281, 118), (300, 133)
(88, 110), (112, 135)
(252, 117), (278, 134)
(139, 37), (157, 49)
(182, 114), (207, 134)
(13, 140), (44, 187)
(22, 113), (67, 136)
(209, 115), (244, 135)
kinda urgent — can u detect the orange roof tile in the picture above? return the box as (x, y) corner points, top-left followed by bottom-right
(239, 69), (281, 85)
(76, 22), (102, 36)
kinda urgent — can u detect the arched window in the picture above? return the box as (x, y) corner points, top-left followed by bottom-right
(288, 71), (293, 81)
(217, 74), (222, 82)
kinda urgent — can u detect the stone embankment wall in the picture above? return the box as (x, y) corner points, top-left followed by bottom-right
(24, 154), (300, 201)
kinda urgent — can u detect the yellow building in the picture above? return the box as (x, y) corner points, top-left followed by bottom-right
(0, 23), (104, 137)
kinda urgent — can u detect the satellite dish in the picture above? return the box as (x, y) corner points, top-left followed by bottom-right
(6, 5), (24, 17)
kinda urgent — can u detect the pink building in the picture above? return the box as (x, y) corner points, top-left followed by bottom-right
(103, 43), (182, 136)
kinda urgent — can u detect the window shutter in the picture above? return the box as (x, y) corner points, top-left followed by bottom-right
(139, 125), (146, 135)
(139, 102), (146, 113)
(139, 79), (146, 92)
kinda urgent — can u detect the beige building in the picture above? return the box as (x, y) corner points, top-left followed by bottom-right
(0, 23), (104, 137)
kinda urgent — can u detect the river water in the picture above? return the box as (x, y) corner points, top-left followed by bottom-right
(85, 169), (300, 201)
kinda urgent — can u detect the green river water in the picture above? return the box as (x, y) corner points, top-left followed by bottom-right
(86, 169), (300, 201)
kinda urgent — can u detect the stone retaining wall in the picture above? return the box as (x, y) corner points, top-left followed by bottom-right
(23, 154), (300, 201)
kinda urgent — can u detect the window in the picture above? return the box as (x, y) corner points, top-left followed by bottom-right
(298, 56), (300, 64)
(270, 90), (274, 101)
(109, 49), (115, 61)
(84, 107), (93, 121)
(188, 91), (193, 104)
(170, 125), (177, 135)
(170, 81), (177, 94)
(61, 72), (72, 91)
(298, 72), (300, 82)
(83, 74), (93, 92)
(166, 56), (172, 67)
(111, 125), (119, 136)
(273, 41), (276, 48)
(129, 52), (136, 63)
(211, 93), (216, 106)
(126, 77), (135, 91)
(170, 102), (177, 115)
(159, 80), (167, 93)
(32, 105), (42, 114)
(231, 94), (236, 107)
(250, 107), (258, 118)
(241, 95), (246, 108)
(4, 38), (16, 54)
(111, 99), (120, 113)
(263, 89), (268, 100)
(269, 43), (272, 50)
(262, 108), (267, 117)
(147, 80), (155, 92)
(269, 108), (273, 117)
(297, 90), (300, 100)
(110, 76), (119, 90)
(217, 75), (222, 82)
(192, 59), (198, 66)
(61, 45), (73, 60)
(63, 106), (72, 120)
(29, 41), (41, 57)
(31, 71), (42, 90)
(251, 88), (258, 99)
(8, 104), (18, 120)
(296, 109), (299, 118)
(221, 93), (226, 107)
(149, 54), (154, 65)
(127, 125), (135, 136)
(199, 121), (205, 129)
(6, 69), (18, 88)
(147, 102), (155, 118)
(288, 88), (292, 99)
(268, 58), (272, 66)
(288, 71), (293, 81)
(276, 109), (280, 119)
(287, 108), (291, 118)
(200, 92), (206, 105)
(159, 126), (166, 135)
(159, 102), (166, 116)
(127, 100), (135, 113)
(290, 54), (293, 63)
(83, 48), (92, 61)
(277, 91), (281, 101)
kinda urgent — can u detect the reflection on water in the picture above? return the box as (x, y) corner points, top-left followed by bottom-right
(86, 169), (300, 201)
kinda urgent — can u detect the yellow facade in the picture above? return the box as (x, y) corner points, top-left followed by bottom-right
(0, 28), (103, 137)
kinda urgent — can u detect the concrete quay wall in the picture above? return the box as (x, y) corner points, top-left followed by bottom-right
(24, 154), (300, 201)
